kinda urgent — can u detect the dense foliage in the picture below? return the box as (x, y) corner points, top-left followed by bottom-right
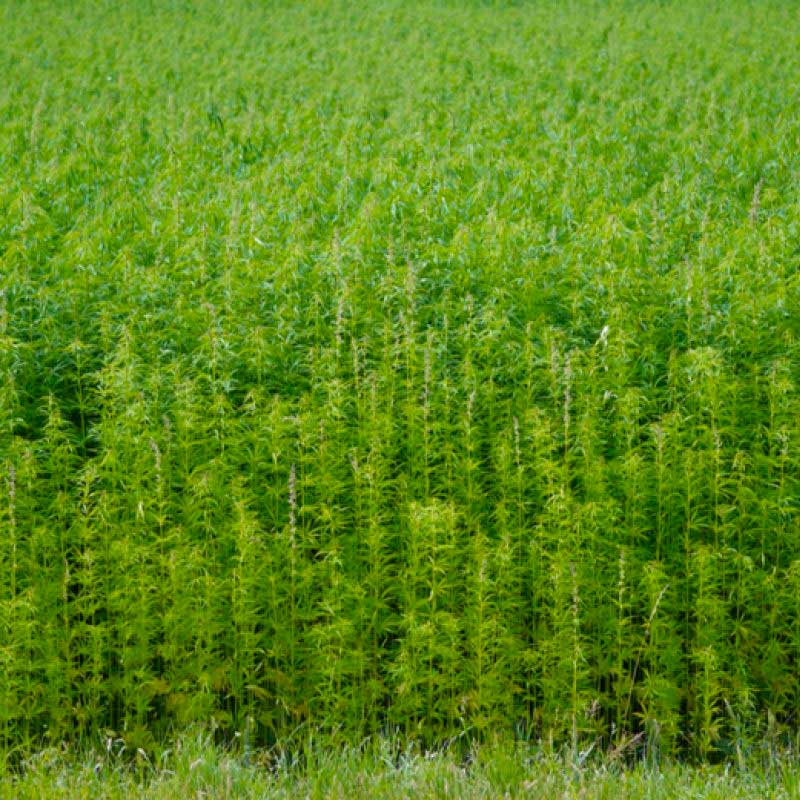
(2, 0), (800, 760)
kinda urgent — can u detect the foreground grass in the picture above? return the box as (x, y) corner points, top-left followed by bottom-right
(4, 736), (800, 800)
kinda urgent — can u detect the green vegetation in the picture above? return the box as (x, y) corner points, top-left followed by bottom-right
(6, 734), (800, 799)
(2, 0), (800, 770)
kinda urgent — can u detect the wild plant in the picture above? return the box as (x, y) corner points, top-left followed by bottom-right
(1, 0), (800, 764)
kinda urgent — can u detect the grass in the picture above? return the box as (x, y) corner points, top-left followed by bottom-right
(2, 0), (800, 775)
(5, 733), (800, 799)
